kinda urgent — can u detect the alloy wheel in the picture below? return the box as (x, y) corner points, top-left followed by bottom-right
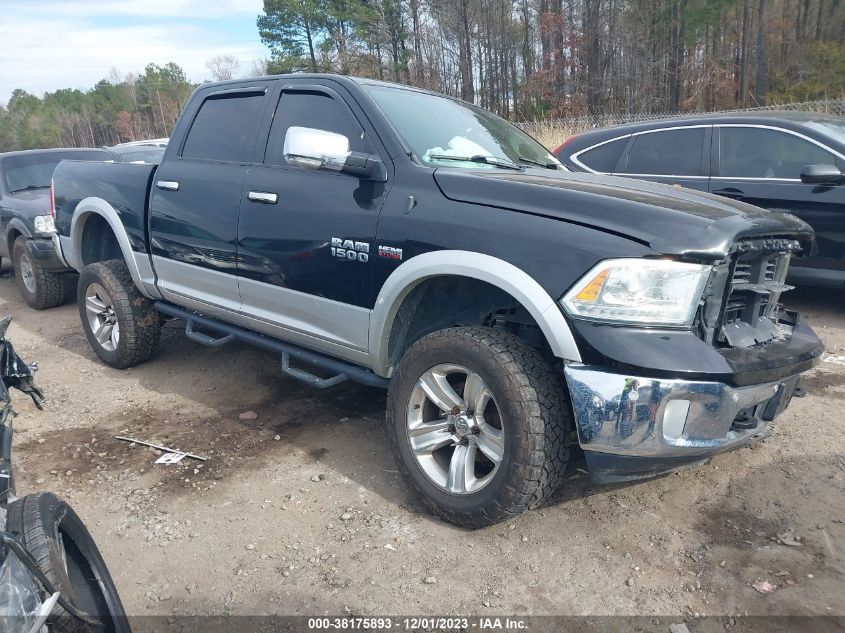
(406, 363), (505, 494)
(84, 283), (120, 352)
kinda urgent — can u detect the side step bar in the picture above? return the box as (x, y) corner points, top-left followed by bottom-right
(153, 302), (389, 390)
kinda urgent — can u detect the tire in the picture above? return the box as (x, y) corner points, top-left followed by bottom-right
(386, 327), (572, 528)
(77, 259), (160, 368)
(6, 492), (131, 633)
(13, 237), (68, 309)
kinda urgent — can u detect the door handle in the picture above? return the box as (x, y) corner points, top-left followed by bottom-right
(156, 180), (180, 191)
(712, 187), (745, 199)
(247, 191), (278, 204)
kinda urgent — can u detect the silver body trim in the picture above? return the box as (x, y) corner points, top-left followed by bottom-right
(68, 197), (162, 299)
(153, 256), (371, 366)
(564, 364), (796, 457)
(238, 275), (369, 351)
(369, 250), (582, 376)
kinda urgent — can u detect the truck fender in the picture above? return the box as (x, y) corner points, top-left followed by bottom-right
(4, 217), (31, 250)
(66, 197), (161, 300)
(368, 250), (582, 377)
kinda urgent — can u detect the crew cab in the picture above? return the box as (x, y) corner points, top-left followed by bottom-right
(0, 148), (113, 308)
(52, 75), (824, 527)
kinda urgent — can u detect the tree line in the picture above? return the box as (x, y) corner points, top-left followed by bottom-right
(1, 0), (842, 152)
(259, 0), (845, 118)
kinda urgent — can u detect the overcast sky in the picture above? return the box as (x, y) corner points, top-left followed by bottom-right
(0, 0), (268, 104)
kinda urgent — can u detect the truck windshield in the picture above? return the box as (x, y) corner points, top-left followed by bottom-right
(362, 84), (562, 171)
(2, 150), (112, 193)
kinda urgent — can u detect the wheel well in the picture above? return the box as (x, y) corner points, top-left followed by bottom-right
(7, 229), (23, 253)
(79, 214), (122, 266)
(386, 276), (552, 370)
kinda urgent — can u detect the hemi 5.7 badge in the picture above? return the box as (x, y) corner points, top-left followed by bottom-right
(378, 245), (403, 261)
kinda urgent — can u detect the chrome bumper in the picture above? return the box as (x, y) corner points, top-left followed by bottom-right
(564, 364), (800, 460)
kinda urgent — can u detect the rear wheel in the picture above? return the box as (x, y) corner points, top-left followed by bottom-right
(12, 237), (68, 309)
(6, 492), (130, 633)
(77, 259), (160, 368)
(386, 327), (572, 528)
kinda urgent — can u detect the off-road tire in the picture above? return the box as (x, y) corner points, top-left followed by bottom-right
(386, 327), (572, 528)
(78, 259), (160, 368)
(12, 237), (68, 309)
(6, 492), (131, 633)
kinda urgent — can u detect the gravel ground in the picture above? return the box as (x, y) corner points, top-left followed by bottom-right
(1, 261), (843, 626)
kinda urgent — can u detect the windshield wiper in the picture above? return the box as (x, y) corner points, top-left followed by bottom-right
(8, 184), (50, 193)
(517, 156), (560, 170)
(426, 154), (522, 170)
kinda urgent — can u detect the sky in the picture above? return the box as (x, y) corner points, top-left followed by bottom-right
(0, 0), (269, 104)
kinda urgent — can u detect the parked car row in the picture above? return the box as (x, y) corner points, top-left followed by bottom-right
(0, 141), (166, 309)
(553, 112), (845, 287)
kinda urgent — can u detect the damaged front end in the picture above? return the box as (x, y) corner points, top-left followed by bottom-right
(565, 236), (824, 483)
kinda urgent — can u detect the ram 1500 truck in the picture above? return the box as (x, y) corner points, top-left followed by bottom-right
(52, 75), (824, 527)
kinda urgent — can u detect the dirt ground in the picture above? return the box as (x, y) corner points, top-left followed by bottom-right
(1, 260), (843, 625)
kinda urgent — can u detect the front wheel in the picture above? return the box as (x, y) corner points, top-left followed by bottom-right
(12, 237), (68, 309)
(78, 259), (160, 368)
(386, 327), (572, 528)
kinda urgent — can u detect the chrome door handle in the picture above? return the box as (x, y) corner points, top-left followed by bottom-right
(248, 191), (278, 204)
(156, 180), (180, 191)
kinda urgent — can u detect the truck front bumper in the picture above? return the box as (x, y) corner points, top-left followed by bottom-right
(25, 236), (72, 272)
(564, 364), (802, 483)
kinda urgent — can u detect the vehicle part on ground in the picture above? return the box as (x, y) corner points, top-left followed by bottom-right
(77, 260), (161, 369)
(115, 435), (207, 461)
(6, 493), (130, 633)
(386, 327), (571, 528)
(12, 238), (67, 310)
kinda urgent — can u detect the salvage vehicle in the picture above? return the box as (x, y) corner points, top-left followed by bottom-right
(553, 112), (845, 287)
(0, 148), (113, 308)
(0, 316), (129, 632)
(52, 75), (824, 527)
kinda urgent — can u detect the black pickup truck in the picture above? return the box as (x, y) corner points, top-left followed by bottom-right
(0, 148), (113, 308)
(52, 75), (824, 527)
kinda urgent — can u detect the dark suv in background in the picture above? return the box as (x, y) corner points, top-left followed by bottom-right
(554, 113), (845, 287)
(0, 148), (113, 308)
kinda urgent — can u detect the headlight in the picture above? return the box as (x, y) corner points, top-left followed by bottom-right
(33, 214), (55, 234)
(561, 259), (711, 327)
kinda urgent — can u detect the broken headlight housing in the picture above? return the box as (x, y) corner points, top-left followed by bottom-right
(561, 259), (711, 327)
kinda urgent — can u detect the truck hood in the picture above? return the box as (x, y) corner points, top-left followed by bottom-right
(433, 169), (813, 260)
(3, 189), (50, 218)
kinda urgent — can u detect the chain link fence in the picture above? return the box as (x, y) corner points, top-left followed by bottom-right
(516, 99), (845, 150)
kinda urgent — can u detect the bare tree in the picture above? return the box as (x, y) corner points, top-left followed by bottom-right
(206, 54), (241, 81)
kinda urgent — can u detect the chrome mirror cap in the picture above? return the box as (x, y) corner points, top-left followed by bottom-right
(283, 126), (350, 172)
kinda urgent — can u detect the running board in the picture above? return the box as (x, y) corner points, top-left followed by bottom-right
(154, 302), (389, 390)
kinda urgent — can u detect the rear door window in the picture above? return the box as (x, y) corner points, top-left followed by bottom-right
(718, 126), (842, 179)
(621, 127), (706, 176)
(575, 137), (628, 172)
(181, 92), (266, 163)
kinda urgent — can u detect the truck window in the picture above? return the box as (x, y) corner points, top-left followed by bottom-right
(181, 93), (266, 163)
(621, 128), (705, 177)
(264, 91), (371, 167)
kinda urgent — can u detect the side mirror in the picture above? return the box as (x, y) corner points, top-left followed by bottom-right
(283, 126), (386, 182)
(800, 163), (843, 184)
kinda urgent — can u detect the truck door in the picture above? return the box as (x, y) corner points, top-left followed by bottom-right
(149, 85), (271, 314)
(237, 82), (388, 357)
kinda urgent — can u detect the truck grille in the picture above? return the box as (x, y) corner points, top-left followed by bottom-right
(717, 239), (800, 348)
